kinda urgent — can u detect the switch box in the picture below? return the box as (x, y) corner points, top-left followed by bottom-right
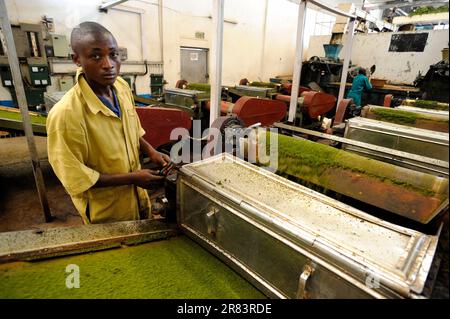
(51, 34), (70, 57)
(0, 65), (13, 87)
(28, 65), (51, 87)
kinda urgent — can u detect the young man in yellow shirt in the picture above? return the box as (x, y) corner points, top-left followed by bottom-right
(47, 21), (169, 224)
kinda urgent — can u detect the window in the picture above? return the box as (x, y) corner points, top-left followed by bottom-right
(314, 10), (336, 36)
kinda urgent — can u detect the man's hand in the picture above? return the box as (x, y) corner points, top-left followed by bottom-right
(132, 169), (165, 188)
(151, 152), (171, 168)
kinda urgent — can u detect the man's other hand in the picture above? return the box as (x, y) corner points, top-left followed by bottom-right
(132, 169), (164, 188)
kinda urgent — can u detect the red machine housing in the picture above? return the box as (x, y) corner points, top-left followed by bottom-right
(334, 98), (353, 125)
(301, 91), (337, 118)
(232, 97), (287, 126)
(206, 97), (287, 127)
(281, 83), (311, 96)
(384, 94), (393, 107)
(275, 91), (336, 119)
(136, 107), (192, 148)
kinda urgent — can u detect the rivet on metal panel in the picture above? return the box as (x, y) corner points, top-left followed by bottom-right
(206, 206), (219, 237)
(296, 263), (315, 299)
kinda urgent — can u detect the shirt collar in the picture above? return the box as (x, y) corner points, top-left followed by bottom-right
(76, 67), (118, 117)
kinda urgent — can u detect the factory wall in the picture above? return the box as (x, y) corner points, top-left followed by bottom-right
(0, 0), (302, 102)
(306, 29), (449, 85)
(1, 0), (413, 104)
(1, 0), (161, 102)
(161, 0), (300, 87)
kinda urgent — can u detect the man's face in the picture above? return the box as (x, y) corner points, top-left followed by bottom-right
(72, 33), (121, 87)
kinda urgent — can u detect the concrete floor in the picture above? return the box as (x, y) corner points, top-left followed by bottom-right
(0, 136), (164, 232)
(0, 136), (82, 232)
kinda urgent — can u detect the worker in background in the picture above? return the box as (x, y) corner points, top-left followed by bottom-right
(386, 7), (397, 23)
(47, 21), (170, 224)
(346, 67), (372, 109)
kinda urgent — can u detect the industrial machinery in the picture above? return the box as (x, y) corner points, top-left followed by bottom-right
(224, 79), (280, 101)
(414, 59), (449, 103)
(329, 98), (449, 176)
(204, 115), (448, 226)
(361, 104), (449, 133)
(275, 91), (336, 129)
(205, 96), (286, 127)
(0, 105), (46, 135)
(1, 105), (447, 298)
(301, 40), (423, 107)
(400, 99), (449, 111)
(134, 89), (287, 150)
(150, 73), (165, 97)
(271, 132), (448, 225)
(135, 106), (192, 149)
(0, 23), (51, 108)
(318, 91), (450, 181)
(383, 95), (450, 110)
(376, 59), (449, 108)
(143, 79), (289, 130)
(174, 78), (280, 102)
(300, 44), (345, 88)
(177, 153), (441, 298)
(343, 117), (449, 177)
(162, 87), (210, 120)
(0, 152), (443, 298)
(170, 79), (338, 131)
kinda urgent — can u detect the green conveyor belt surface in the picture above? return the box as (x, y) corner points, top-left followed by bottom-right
(0, 236), (265, 299)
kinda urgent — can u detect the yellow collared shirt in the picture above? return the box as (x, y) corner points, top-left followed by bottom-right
(46, 68), (150, 224)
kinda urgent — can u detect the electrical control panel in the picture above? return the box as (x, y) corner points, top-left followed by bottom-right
(28, 65), (51, 87)
(0, 65), (13, 87)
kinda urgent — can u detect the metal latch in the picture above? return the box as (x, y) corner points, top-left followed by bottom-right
(296, 263), (315, 299)
(206, 206), (219, 237)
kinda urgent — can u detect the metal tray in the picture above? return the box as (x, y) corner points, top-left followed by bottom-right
(177, 153), (440, 299)
(344, 117), (449, 175)
(361, 105), (449, 133)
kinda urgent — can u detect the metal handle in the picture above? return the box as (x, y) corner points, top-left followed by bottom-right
(296, 264), (315, 299)
(206, 207), (218, 236)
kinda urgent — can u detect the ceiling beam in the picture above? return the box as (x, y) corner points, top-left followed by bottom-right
(287, 0), (356, 18)
(396, 8), (409, 16)
(363, 0), (449, 11)
(99, 0), (129, 12)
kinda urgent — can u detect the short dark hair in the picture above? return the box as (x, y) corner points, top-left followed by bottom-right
(358, 67), (367, 76)
(70, 21), (116, 53)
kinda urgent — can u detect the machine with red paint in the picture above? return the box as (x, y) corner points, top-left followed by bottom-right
(135, 107), (192, 149)
(205, 96), (287, 127)
(275, 91), (337, 129)
(230, 79), (338, 130)
(135, 93), (286, 150)
(136, 78), (339, 151)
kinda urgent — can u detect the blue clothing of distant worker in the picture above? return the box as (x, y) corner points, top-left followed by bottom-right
(346, 68), (372, 108)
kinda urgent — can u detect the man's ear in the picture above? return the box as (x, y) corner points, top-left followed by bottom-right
(72, 53), (81, 67)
